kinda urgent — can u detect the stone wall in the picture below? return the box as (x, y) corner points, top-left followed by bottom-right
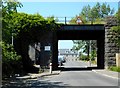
(105, 16), (119, 68)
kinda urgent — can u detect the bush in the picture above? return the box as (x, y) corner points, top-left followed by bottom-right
(1, 42), (24, 78)
(80, 54), (88, 61)
(109, 66), (120, 72)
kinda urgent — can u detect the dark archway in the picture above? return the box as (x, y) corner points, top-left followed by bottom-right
(52, 24), (105, 70)
(14, 28), (54, 73)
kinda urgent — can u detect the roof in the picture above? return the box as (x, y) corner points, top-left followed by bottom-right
(58, 49), (78, 55)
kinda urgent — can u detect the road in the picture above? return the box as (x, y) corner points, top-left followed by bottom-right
(3, 59), (118, 87)
(62, 59), (97, 68)
(38, 59), (118, 87)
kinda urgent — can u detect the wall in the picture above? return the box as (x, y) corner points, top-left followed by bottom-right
(105, 16), (119, 68)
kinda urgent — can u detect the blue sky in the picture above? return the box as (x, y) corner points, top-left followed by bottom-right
(58, 40), (74, 49)
(18, 2), (118, 18)
(17, 1), (119, 49)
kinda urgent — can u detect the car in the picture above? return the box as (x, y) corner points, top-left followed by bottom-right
(58, 55), (66, 66)
(62, 56), (66, 63)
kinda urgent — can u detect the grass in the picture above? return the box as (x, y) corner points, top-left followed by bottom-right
(108, 66), (120, 72)
(91, 60), (97, 65)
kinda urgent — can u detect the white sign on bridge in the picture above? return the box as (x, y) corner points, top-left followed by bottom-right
(45, 46), (51, 51)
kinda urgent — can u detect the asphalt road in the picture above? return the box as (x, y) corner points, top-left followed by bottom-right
(3, 60), (118, 87)
(62, 60), (97, 68)
(39, 60), (118, 87)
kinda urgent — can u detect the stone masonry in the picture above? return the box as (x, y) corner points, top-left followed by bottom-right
(105, 16), (120, 68)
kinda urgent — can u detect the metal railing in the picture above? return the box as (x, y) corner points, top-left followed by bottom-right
(45, 17), (75, 25)
(44, 16), (106, 25)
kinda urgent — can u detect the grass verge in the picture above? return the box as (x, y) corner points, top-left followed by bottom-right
(108, 66), (120, 72)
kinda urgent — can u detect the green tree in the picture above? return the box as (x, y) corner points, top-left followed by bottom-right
(72, 40), (97, 61)
(111, 8), (120, 47)
(1, 42), (23, 77)
(2, 0), (23, 43)
(1, 0), (24, 77)
(2, 0), (58, 74)
(69, 2), (114, 24)
(100, 3), (114, 18)
(72, 40), (90, 60)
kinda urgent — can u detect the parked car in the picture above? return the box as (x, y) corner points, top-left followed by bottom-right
(58, 55), (66, 66)
(62, 56), (66, 63)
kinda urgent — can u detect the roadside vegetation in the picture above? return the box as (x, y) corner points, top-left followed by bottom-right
(69, 2), (114, 24)
(108, 66), (120, 72)
(2, 0), (57, 78)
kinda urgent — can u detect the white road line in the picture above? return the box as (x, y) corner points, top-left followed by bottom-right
(92, 70), (120, 80)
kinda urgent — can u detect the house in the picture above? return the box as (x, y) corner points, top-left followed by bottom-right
(58, 49), (78, 57)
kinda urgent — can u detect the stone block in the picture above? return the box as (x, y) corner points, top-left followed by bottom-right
(116, 53), (120, 67)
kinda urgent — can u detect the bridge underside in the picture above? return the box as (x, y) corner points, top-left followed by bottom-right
(52, 24), (105, 70)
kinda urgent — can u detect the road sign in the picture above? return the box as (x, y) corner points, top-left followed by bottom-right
(45, 46), (51, 51)
(76, 16), (82, 24)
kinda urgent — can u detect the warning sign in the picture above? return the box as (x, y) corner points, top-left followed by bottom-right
(76, 16), (83, 24)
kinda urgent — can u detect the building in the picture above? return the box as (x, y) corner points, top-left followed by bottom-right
(58, 49), (78, 57)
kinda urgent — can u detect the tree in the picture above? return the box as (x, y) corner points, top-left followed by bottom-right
(1, 0), (25, 77)
(2, 0), (58, 74)
(2, 0), (23, 43)
(1, 42), (23, 77)
(100, 3), (114, 18)
(111, 8), (120, 47)
(72, 40), (97, 61)
(69, 2), (115, 24)
(72, 40), (90, 60)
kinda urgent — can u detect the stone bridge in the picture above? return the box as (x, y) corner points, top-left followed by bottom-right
(17, 16), (119, 71)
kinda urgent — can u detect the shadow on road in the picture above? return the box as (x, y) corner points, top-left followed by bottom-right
(2, 77), (69, 88)
(59, 67), (101, 71)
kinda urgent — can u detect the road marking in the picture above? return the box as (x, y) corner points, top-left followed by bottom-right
(92, 70), (120, 80)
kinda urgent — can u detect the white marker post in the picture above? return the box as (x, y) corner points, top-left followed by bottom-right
(49, 63), (52, 74)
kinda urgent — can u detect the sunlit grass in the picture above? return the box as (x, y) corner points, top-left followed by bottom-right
(108, 66), (120, 72)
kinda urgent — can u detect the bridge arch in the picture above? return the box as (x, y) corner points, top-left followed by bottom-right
(52, 24), (105, 70)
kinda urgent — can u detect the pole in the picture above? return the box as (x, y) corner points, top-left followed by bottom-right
(65, 17), (67, 25)
(49, 63), (52, 74)
(12, 33), (13, 45)
(89, 40), (91, 66)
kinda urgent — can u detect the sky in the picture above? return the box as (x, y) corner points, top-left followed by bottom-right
(18, 2), (118, 18)
(58, 40), (74, 49)
(17, 1), (119, 49)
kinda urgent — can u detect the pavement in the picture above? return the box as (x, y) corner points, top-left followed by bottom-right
(16, 69), (119, 80)
(16, 70), (61, 79)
